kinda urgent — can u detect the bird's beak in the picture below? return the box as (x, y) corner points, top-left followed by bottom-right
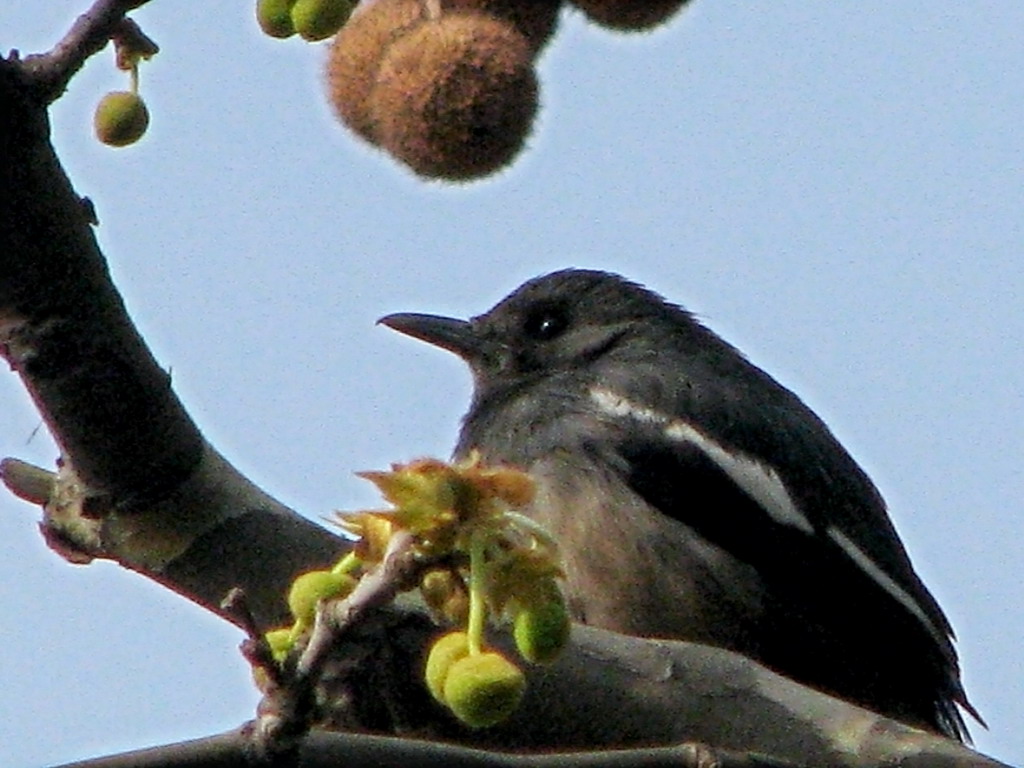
(378, 312), (481, 360)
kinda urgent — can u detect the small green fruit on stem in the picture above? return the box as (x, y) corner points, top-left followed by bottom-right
(424, 630), (471, 703)
(94, 91), (149, 147)
(443, 651), (525, 728)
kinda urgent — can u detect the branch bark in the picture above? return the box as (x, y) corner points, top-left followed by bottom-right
(58, 729), (806, 768)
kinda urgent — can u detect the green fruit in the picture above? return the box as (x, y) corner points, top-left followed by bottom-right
(569, 0), (689, 31)
(291, 0), (353, 41)
(93, 91), (149, 147)
(513, 591), (570, 664)
(287, 569), (356, 624)
(424, 631), (471, 703)
(257, 0), (297, 38)
(443, 652), (525, 728)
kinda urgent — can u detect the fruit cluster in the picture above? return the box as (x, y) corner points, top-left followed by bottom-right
(95, 0), (688, 162)
(264, 455), (571, 728)
(320, 0), (691, 182)
(257, 0), (356, 41)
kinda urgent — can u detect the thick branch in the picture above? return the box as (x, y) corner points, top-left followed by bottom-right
(0, 42), (345, 628)
(56, 729), (806, 768)
(50, 641), (1011, 768)
(333, 611), (1008, 767)
(1, 55), (201, 505)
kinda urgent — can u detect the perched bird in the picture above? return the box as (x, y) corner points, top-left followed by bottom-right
(380, 269), (978, 739)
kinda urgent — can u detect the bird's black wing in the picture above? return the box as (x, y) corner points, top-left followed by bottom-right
(594, 395), (971, 739)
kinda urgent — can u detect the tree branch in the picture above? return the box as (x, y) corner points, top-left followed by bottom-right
(14, 0), (151, 103)
(1, 29), (346, 628)
(56, 728), (808, 768)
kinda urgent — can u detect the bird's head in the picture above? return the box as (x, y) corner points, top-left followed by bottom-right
(379, 269), (683, 392)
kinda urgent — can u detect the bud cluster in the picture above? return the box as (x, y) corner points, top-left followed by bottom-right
(263, 455), (571, 728)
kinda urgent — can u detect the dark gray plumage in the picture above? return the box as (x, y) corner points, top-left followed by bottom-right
(380, 268), (979, 739)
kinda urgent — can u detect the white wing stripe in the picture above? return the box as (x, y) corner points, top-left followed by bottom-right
(589, 385), (949, 649)
(827, 527), (948, 648)
(589, 386), (814, 534)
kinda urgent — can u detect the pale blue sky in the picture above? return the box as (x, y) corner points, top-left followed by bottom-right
(2, 2), (1022, 766)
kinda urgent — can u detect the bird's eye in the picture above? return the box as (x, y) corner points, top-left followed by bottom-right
(523, 307), (569, 341)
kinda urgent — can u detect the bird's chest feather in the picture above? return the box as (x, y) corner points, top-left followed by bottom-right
(523, 452), (768, 647)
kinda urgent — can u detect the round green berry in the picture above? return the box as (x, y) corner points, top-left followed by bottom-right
(443, 652), (525, 728)
(424, 631), (471, 703)
(257, 0), (297, 38)
(287, 569), (356, 624)
(513, 588), (570, 664)
(291, 0), (353, 41)
(94, 91), (149, 147)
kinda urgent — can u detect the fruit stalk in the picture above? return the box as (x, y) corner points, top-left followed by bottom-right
(466, 527), (487, 656)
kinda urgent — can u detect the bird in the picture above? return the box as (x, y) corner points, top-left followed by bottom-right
(378, 268), (979, 740)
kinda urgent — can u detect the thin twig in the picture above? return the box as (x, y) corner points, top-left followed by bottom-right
(16, 0), (152, 104)
(250, 530), (431, 754)
(0, 458), (55, 505)
(297, 529), (422, 680)
(221, 587), (286, 688)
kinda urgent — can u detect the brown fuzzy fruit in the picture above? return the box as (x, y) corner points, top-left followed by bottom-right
(447, 0), (563, 53)
(325, 0), (428, 144)
(568, 0), (688, 31)
(371, 12), (538, 182)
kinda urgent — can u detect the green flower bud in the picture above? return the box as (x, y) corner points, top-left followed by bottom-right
(513, 588), (570, 664)
(264, 627), (294, 661)
(287, 569), (356, 624)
